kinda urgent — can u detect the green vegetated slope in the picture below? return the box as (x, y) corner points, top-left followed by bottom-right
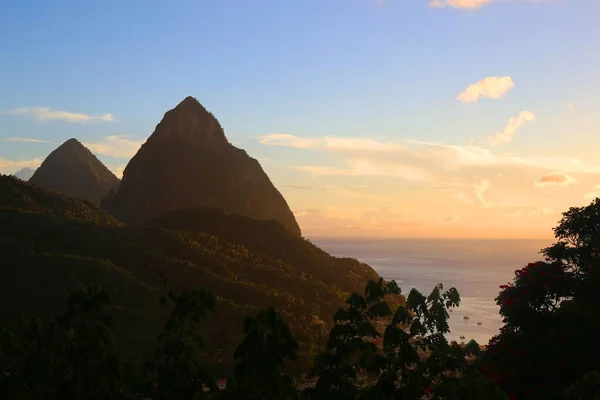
(0, 174), (378, 375)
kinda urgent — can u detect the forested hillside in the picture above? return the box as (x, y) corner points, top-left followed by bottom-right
(0, 174), (378, 374)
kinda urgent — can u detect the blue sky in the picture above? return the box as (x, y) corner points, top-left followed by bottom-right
(1, 0), (599, 238)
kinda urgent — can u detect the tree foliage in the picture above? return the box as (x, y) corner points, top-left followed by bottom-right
(482, 198), (600, 399)
(145, 288), (217, 399)
(304, 278), (505, 400)
(0, 285), (130, 400)
(5, 178), (600, 399)
(225, 307), (299, 399)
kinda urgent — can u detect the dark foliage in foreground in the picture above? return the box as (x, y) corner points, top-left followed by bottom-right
(1, 278), (505, 399)
(481, 199), (600, 399)
(2, 174), (600, 399)
(0, 174), (379, 374)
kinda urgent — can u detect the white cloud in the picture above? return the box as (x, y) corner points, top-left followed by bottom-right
(83, 136), (143, 158)
(431, 0), (491, 9)
(260, 133), (600, 181)
(0, 157), (43, 174)
(413, 141), (600, 174)
(260, 135), (600, 175)
(455, 179), (494, 208)
(457, 76), (515, 103)
(258, 134), (405, 152)
(534, 172), (578, 188)
(293, 160), (433, 182)
(2, 137), (55, 144)
(258, 134), (319, 149)
(488, 111), (535, 146)
(474, 179), (494, 207)
(7, 107), (115, 124)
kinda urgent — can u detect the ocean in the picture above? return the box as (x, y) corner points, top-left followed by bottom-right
(312, 238), (552, 346)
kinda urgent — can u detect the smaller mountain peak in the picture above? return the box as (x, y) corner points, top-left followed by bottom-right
(53, 138), (88, 156)
(29, 137), (120, 205)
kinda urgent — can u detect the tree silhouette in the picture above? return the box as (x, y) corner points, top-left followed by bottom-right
(0, 285), (129, 400)
(145, 288), (217, 399)
(225, 307), (299, 399)
(303, 278), (505, 399)
(482, 198), (600, 399)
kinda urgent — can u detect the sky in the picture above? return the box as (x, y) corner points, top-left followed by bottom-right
(1, 0), (599, 239)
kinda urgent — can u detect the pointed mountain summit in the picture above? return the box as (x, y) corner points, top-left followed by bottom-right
(145, 96), (230, 148)
(29, 138), (120, 205)
(12, 167), (36, 181)
(101, 96), (301, 235)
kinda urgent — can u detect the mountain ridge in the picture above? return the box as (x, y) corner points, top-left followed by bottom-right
(0, 174), (379, 374)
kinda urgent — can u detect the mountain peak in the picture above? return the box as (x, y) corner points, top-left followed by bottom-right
(63, 137), (81, 145)
(56, 138), (86, 153)
(102, 98), (301, 235)
(29, 138), (120, 205)
(176, 96), (202, 108)
(12, 167), (36, 181)
(147, 96), (229, 148)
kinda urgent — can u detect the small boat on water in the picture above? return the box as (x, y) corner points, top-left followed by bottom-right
(477, 322), (482, 326)
(463, 315), (470, 320)
(460, 335), (466, 340)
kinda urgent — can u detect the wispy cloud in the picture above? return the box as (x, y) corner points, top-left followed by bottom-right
(457, 76), (515, 103)
(2, 137), (55, 144)
(259, 132), (600, 222)
(293, 160), (433, 182)
(474, 179), (494, 207)
(430, 0), (546, 10)
(534, 172), (578, 188)
(488, 111), (535, 146)
(7, 107), (115, 124)
(260, 133), (600, 175)
(454, 179), (495, 208)
(0, 157), (43, 174)
(285, 185), (332, 191)
(83, 136), (143, 158)
(430, 0), (491, 10)
(258, 134), (405, 152)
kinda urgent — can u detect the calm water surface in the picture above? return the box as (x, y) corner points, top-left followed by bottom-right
(312, 238), (552, 345)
